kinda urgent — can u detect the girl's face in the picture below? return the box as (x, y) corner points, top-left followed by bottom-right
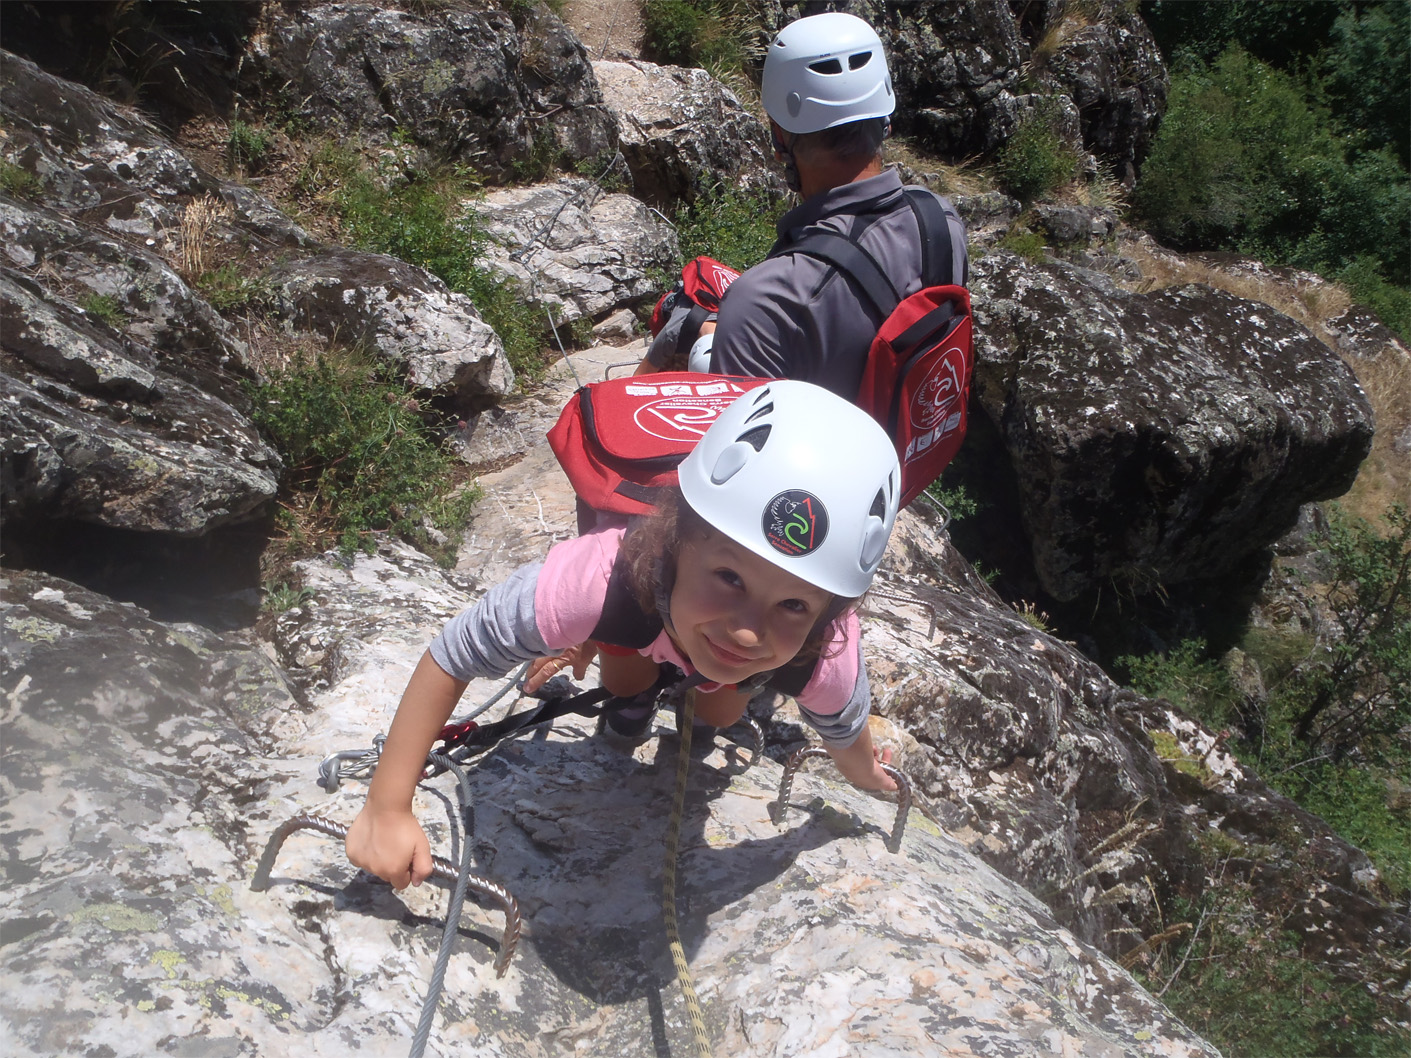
(667, 529), (832, 685)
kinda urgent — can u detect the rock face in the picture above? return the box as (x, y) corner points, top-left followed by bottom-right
(470, 179), (680, 326)
(1016, 0), (1169, 182)
(244, 2), (618, 182)
(1, 533), (1220, 1058)
(593, 60), (788, 206)
(968, 251), (1375, 601)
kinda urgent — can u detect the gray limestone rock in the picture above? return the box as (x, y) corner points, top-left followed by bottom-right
(469, 179), (680, 325)
(267, 249), (513, 404)
(969, 250), (1375, 601)
(593, 60), (788, 207)
(1, 551), (1221, 1058)
(0, 256), (279, 535)
(243, 2), (616, 182)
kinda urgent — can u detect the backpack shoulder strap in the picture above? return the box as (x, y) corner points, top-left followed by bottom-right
(781, 228), (901, 318)
(903, 187), (956, 289)
(587, 549), (663, 649)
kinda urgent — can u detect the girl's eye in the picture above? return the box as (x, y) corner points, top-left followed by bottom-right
(780, 598), (811, 615)
(715, 568), (743, 589)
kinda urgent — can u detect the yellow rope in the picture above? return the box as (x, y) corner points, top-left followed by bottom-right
(663, 689), (712, 1058)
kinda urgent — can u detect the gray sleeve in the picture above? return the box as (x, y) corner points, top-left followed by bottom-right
(795, 641), (872, 748)
(429, 562), (550, 681)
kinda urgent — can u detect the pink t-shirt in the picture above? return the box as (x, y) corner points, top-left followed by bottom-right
(534, 526), (861, 716)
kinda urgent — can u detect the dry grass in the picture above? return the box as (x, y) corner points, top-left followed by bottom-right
(1116, 236), (1410, 526)
(179, 194), (230, 280)
(885, 136), (992, 197)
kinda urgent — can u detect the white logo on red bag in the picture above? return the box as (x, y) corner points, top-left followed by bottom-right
(635, 390), (743, 442)
(712, 264), (740, 293)
(908, 346), (967, 431)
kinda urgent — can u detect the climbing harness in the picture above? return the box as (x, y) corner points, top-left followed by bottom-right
(251, 667), (913, 1057)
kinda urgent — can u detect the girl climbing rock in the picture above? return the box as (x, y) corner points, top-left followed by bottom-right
(346, 381), (901, 890)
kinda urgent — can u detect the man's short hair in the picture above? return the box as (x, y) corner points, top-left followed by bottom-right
(796, 117), (888, 164)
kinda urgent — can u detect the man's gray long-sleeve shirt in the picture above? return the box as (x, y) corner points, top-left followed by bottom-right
(706, 169), (967, 397)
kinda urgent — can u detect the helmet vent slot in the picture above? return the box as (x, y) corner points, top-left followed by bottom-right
(736, 425), (771, 452)
(848, 51), (873, 71)
(808, 58), (844, 75)
(743, 401), (774, 424)
(869, 489), (887, 519)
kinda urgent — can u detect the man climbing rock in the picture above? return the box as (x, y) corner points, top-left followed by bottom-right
(641, 11), (969, 397)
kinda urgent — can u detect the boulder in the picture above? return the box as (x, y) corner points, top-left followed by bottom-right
(592, 60), (788, 207)
(968, 250), (1375, 602)
(468, 178), (680, 325)
(0, 211), (279, 535)
(267, 249), (512, 404)
(0, 553), (1223, 1058)
(243, 2), (616, 182)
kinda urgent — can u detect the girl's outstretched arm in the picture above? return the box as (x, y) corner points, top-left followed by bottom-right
(346, 651), (468, 889)
(824, 723), (898, 792)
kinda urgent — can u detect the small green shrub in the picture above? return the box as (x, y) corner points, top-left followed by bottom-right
(301, 144), (547, 381)
(924, 479), (980, 523)
(1117, 637), (1239, 728)
(1339, 256), (1411, 342)
(642, 0), (750, 76)
(197, 263), (274, 314)
(227, 120), (270, 173)
(246, 351), (479, 560)
(0, 160), (40, 199)
(995, 99), (1081, 202)
(997, 227), (1048, 261)
(674, 182), (780, 272)
(1144, 887), (1407, 1057)
(261, 581), (315, 613)
(79, 293), (126, 330)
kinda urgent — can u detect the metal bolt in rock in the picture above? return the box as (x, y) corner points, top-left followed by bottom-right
(769, 745), (913, 853)
(249, 813), (522, 977)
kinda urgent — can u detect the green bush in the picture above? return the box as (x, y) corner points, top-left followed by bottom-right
(1145, 891), (1406, 1057)
(79, 293), (126, 330)
(1118, 637), (1238, 727)
(227, 120), (270, 173)
(197, 263), (273, 314)
(995, 100), (1081, 202)
(1134, 45), (1411, 289)
(642, 0), (751, 77)
(0, 160), (41, 198)
(673, 182), (779, 272)
(246, 352), (478, 560)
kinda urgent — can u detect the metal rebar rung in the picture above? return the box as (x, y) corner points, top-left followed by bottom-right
(770, 746), (914, 853)
(248, 813), (522, 977)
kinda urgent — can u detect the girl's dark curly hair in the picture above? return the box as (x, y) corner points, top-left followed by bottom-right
(617, 488), (860, 667)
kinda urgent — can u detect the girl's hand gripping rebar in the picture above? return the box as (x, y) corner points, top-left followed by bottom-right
(769, 745), (913, 853)
(248, 813), (522, 977)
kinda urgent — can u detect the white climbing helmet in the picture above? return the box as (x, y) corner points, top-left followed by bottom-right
(762, 12), (895, 135)
(677, 380), (901, 598)
(687, 331), (715, 374)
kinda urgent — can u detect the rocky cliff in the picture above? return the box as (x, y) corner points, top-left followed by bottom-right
(1, 3), (1406, 1056)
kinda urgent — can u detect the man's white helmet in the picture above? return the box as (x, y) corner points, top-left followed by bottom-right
(678, 380), (900, 598)
(762, 12), (894, 135)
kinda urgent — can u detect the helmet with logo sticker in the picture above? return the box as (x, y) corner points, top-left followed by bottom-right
(677, 380), (901, 597)
(762, 12), (894, 135)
